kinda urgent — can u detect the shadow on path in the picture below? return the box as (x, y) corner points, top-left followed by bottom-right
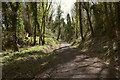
(35, 43), (119, 78)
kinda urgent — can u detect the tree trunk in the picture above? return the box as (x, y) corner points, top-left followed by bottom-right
(26, 3), (32, 37)
(37, 21), (41, 45)
(41, 2), (45, 45)
(33, 2), (37, 45)
(75, 27), (78, 39)
(39, 22), (43, 45)
(86, 9), (94, 37)
(9, 2), (19, 51)
(34, 24), (37, 45)
(12, 15), (18, 51)
(75, 2), (78, 39)
(79, 2), (84, 41)
(57, 24), (61, 41)
(42, 15), (45, 45)
(104, 2), (113, 40)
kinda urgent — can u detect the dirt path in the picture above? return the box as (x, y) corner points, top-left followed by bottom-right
(35, 43), (120, 78)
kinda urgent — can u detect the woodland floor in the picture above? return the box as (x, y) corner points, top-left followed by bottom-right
(3, 42), (120, 79)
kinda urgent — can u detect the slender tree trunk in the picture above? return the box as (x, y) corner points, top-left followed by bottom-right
(39, 9), (44, 45)
(42, 15), (45, 45)
(33, 2), (37, 45)
(36, 18), (40, 45)
(75, 26), (78, 39)
(86, 9), (94, 37)
(109, 3), (115, 29)
(39, 22), (43, 45)
(57, 24), (61, 41)
(34, 24), (37, 45)
(75, 2), (78, 39)
(37, 3), (41, 45)
(12, 15), (18, 51)
(79, 2), (84, 41)
(104, 2), (113, 40)
(57, 6), (61, 41)
(41, 2), (45, 45)
(26, 3), (32, 37)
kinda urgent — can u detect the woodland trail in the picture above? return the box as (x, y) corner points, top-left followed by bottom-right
(36, 42), (120, 78)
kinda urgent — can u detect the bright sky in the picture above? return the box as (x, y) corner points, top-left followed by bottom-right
(52, 0), (76, 23)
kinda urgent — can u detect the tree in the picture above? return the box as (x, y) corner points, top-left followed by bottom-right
(40, 2), (52, 45)
(83, 2), (94, 37)
(91, 3), (104, 37)
(66, 13), (73, 41)
(79, 2), (84, 41)
(30, 2), (38, 45)
(9, 2), (20, 51)
(54, 5), (63, 41)
(75, 2), (79, 39)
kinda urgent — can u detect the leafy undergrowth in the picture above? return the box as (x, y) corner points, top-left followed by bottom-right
(2, 37), (60, 78)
